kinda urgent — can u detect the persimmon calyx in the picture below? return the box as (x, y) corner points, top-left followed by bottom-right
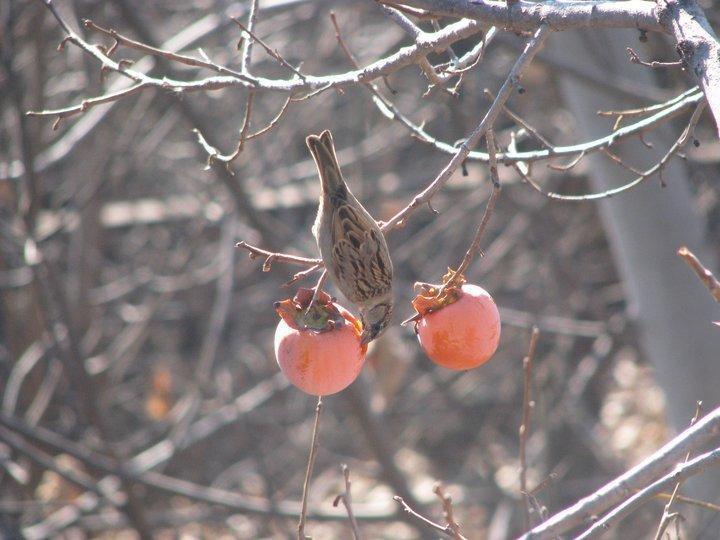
(273, 288), (347, 332)
(404, 268), (467, 327)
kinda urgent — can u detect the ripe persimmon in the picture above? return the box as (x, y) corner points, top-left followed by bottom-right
(274, 288), (366, 396)
(410, 273), (500, 371)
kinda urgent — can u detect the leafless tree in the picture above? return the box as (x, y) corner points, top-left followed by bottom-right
(1, 0), (719, 538)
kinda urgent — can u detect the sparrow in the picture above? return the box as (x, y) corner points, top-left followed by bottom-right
(306, 130), (393, 345)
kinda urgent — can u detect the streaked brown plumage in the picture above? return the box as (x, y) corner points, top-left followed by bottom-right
(306, 130), (393, 344)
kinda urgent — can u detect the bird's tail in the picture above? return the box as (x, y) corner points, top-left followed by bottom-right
(306, 130), (346, 196)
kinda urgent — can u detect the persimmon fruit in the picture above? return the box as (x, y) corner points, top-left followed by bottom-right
(411, 275), (500, 371)
(274, 289), (366, 396)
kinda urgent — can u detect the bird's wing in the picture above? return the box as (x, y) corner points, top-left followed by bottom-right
(330, 203), (392, 303)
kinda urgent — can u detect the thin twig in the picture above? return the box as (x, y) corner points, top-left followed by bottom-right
(520, 326), (540, 531)
(307, 270), (328, 310)
(653, 492), (720, 513)
(236, 241), (321, 269)
(244, 93), (294, 141)
(26, 83), (150, 122)
(285, 264), (324, 286)
(653, 402), (703, 540)
(575, 446), (720, 539)
(82, 19), (251, 81)
(440, 130), (501, 292)
(538, 101), (706, 201)
(0, 405), (400, 523)
(520, 404), (720, 539)
(433, 484), (468, 540)
(333, 464), (362, 540)
(240, 0), (260, 73)
(298, 396), (324, 540)
(381, 25), (550, 231)
(677, 246), (720, 303)
(600, 147), (646, 175)
(195, 92), (256, 165)
(626, 47), (682, 69)
(393, 496), (456, 538)
(547, 151), (586, 171)
(29, 3), (483, 124)
(597, 86), (700, 119)
(232, 18), (306, 80)
(484, 89), (553, 148)
(416, 88), (700, 166)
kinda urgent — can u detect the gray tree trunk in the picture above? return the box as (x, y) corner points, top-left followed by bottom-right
(549, 29), (720, 501)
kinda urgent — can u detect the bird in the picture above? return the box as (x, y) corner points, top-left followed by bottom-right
(306, 130), (393, 345)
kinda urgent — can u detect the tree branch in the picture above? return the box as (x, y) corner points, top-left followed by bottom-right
(382, 0), (664, 33)
(520, 404), (720, 539)
(659, 0), (720, 136)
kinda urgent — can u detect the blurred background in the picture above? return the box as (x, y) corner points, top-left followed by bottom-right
(1, 0), (719, 538)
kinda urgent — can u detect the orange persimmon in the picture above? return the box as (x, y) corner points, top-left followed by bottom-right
(411, 274), (500, 371)
(274, 289), (366, 396)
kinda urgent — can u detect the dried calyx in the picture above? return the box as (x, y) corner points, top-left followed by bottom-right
(405, 269), (467, 326)
(274, 288), (347, 332)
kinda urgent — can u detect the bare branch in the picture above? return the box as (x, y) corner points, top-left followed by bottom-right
(626, 47), (682, 69)
(81, 18), (251, 80)
(520, 404), (720, 539)
(333, 464), (362, 540)
(533, 101), (706, 201)
(433, 484), (468, 540)
(677, 246), (720, 303)
(440, 131), (501, 292)
(660, 0), (720, 135)
(575, 446), (720, 539)
(394, 496), (457, 538)
(236, 241), (322, 270)
(240, 0), (260, 73)
(382, 0), (664, 33)
(652, 402), (703, 540)
(382, 24), (550, 231)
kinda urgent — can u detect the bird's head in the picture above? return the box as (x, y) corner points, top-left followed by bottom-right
(359, 301), (393, 345)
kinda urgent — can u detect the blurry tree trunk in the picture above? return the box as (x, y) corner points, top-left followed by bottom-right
(549, 30), (720, 499)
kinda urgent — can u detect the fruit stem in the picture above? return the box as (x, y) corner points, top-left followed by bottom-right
(440, 131), (501, 294)
(298, 396), (324, 539)
(306, 269), (329, 313)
